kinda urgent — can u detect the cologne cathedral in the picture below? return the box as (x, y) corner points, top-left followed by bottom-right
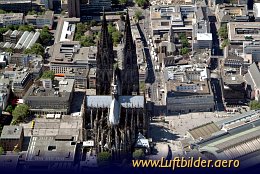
(85, 10), (148, 159)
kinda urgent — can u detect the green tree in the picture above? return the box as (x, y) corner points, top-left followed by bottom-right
(61, 10), (66, 16)
(80, 35), (95, 47)
(108, 23), (117, 35)
(218, 24), (228, 39)
(18, 25), (34, 32)
(28, 10), (37, 15)
(7, 25), (19, 30)
(133, 149), (145, 159)
(179, 33), (189, 47)
(0, 9), (6, 14)
(221, 39), (229, 49)
(249, 100), (260, 110)
(24, 43), (44, 56)
(97, 152), (111, 166)
(181, 39), (189, 47)
(140, 82), (146, 92)
(90, 20), (97, 27)
(180, 47), (189, 55)
(112, 31), (122, 45)
(108, 23), (122, 45)
(40, 26), (52, 45)
(11, 120), (18, 125)
(0, 146), (4, 155)
(12, 104), (29, 122)
(119, 0), (127, 5)
(0, 27), (9, 35)
(5, 105), (14, 113)
(135, 0), (148, 8)
(41, 70), (55, 80)
(76, 23), (86, 35)
(4, 47), (14, 53)
(134, 10), (143, 21)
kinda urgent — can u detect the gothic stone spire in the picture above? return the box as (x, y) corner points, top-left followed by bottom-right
(96, 8), (114, 95)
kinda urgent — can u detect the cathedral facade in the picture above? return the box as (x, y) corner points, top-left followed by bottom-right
(85, 10), (148, 159)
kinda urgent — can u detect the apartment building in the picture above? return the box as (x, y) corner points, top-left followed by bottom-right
(25, 11), (54, 29)
(0, 13), (24, 27)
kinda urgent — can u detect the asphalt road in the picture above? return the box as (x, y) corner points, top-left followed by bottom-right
(211, 78), (225, 111)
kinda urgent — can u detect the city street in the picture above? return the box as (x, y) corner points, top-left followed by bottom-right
(209, 8), (225, 112)
(134, 7), (166, 116)
(132, 6), (225, 116)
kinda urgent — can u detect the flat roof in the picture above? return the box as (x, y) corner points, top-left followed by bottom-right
(223, 74), (244, 84)
(25, 11), (54, 20)
(254, 3), (260, 17)
(26, 136), (76, 162)
(0, 155), (19, 170)
(0, 126), (23, 139)
(50, 42), (97, 64)
(54, 18), (80, 43)
(0, 13), (23, 22)
(197, 33), (212, 41)
(23, 79), (74, 101)
(228, 22), (260, 42)
(167, 80), (211, 96)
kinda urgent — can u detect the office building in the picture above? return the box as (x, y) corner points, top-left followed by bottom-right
(25, 11), (54, 29)
(165, 64), (214, 113)
(67, 0), (80, 18)
(0, 126), (24, 151)
(23, 79), (74, 115)
(0, 13), (24, 27)
(0, 0), (41, 13)
(12, 70), (33, 98)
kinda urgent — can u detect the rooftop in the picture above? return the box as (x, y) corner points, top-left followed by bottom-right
(166, 80), (211, 97)
(0, 13), (23, 23)
(223, 74), (244, 85)
(12, 70), (30, 84)
(254, 3), (260, 17)
(165, 64), (209, 81)
(26, 11), (54, 20)
(216, 110), (260, 128)
(14, 31), (40, 50)
(228, 22), (260, 42)
(26, 136), (76, 162)
(197, 33), (212, 41)
(55, 18), (80, 43)
(23, 79), (74, 101)
(50, 42), (97, 64)
(0, 155), (19, 170)
(244, 62), (260, 88)
(199, 123), (260, 159)
(0, 0), (31, 4)
(87, 95), (145, 108)
(188, 122), (221, 140)
(0, 126), (23, 139)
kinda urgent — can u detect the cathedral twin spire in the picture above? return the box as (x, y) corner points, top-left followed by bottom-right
(96, 8), (139, 96)
(96, 9), (114, 95)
